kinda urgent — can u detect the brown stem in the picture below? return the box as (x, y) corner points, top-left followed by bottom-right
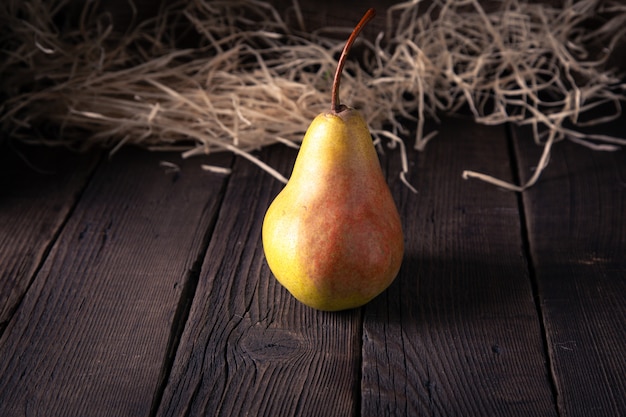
(331, 8), (376, 113)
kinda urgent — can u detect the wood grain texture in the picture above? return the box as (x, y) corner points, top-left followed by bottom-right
(0, 148), (231, 417)
(156, 145), (362, 417)
(514, 124), (626, 417)
(362, 118), (558, 416)
(0, 145), (99, 331)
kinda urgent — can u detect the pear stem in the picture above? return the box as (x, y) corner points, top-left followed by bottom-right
(330, 8), (376, 113)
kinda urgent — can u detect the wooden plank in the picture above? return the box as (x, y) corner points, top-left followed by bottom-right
(362, 118), (558, 416)
(514, 123), (626, 417)
(0, 145), (99, 331)
(155, 145), (362, 417)
(0, 148), (231, 417)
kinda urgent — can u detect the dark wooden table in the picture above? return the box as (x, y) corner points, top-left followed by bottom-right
(0, 114), (624, 416)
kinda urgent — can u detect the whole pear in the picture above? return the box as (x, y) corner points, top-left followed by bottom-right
(262, 9), (404, 311)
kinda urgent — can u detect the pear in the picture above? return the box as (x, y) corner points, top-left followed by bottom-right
(262, 9), (404, 311)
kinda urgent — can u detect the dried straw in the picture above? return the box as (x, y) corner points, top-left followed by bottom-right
(379, 0), (626, 190)
(1, 0), (625, 190)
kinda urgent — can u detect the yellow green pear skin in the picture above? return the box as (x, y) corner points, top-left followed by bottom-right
(262, 108), (404, 311)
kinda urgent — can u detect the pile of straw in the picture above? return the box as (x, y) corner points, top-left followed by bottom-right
(1, 0), (625, 190)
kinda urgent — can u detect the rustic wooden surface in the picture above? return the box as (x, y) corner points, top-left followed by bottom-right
(0, 112), (624, 417)
(514, 123), (626, 417)
(362, 119), (557, 416)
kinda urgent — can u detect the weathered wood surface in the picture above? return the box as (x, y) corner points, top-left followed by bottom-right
(514, 123), (626, 417)
(0, 146), (99, 331)
(0, 117), (624, 417)
(361, 119), (556, 416)
(0, 148), (231, 417)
